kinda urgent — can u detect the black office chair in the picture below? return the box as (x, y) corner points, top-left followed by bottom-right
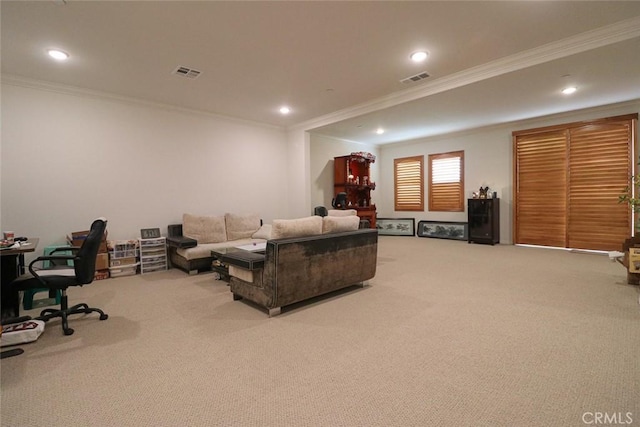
(11, 218), (109, 336)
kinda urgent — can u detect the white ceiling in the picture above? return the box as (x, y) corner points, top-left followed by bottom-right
(2, 1), (640, 145)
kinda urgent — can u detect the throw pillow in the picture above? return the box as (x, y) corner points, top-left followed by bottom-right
(322, 215), (360, 234)
(327, 209), (357, 217)
(271, 216), (323, 239)
(252, 224), (272, 240)
(225, 213), (261, 240)
(183, 213), (227, 244)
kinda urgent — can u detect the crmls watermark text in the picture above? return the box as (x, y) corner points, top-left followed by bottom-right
(582, 412), (633, 425)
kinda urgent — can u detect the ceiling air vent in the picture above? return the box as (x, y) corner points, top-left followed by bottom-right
(400, 71), (430, 84)
(173, 66), (202, 79)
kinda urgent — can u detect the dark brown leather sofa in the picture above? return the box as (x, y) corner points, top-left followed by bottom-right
(224, 228), (378, 316)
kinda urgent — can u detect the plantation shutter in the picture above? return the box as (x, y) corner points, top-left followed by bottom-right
(429, 151), (464, 212)
(567, 122), (632, 251)
(514, 114), (635, 251)
(514, 130), (567, 247)
(394, 156), (424, 211)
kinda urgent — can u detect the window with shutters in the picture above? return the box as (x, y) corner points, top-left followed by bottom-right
(394, 156), (424, 211)
(513, 114), (637, 251)
(428, 151), (464, 212)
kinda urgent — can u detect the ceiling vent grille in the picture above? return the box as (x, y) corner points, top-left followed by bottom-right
(400, 71), (430, 84)
(173, 66), (202, 79)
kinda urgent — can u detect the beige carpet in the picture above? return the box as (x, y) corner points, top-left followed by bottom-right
(1, 237), (639, 427)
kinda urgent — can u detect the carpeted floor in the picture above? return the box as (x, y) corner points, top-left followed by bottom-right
(1, 236), (639, 427)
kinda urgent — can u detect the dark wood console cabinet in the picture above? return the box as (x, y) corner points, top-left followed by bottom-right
(334, 153), (377, 228)
(468, 198), (500, 245)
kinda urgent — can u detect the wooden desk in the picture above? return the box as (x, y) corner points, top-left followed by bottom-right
(1, 238), (39, 318)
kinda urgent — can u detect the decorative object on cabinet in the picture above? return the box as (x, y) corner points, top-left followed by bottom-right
(331, 192), (348, 209)
(139, 237), (168, 274)
(468, 198), (500, 245)
(333, 152), (377, 228)
(376, 218), (415, 236)
(417, 221), (468, 241)
(478, 186), (489, 199)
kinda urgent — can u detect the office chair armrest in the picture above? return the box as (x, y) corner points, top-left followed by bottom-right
(27, 255), (76, 286)
(47, 247), (80, 266)
(29, 255), (76, 265)
(28, 254), (76, 271)
(49, 246), (80, 254)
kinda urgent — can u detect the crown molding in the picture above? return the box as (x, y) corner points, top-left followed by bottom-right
(293, 15), (640, 133)
(377, 98), (640, 149)
(0, 74), (285, 131)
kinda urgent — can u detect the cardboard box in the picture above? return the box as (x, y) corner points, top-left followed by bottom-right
(95, 253), (109, 271)
(67, 229), (108, 253)
(629, 248), (640, 272)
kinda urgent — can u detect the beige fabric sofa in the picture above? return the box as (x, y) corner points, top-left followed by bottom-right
(167, 213), (270, 275)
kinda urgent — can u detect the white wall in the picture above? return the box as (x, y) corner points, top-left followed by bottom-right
(0, 83), (291, 254)
(378, 127), (512, 241)
(309, 134), (379, 210)
(3, 81), (637, 254)
(285, 128), (312, 219)
(376, 100), (640, 244)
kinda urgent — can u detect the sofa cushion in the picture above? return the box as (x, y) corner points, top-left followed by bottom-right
(183, 213), (227, 244)
(271, 216), (323, 239)
(327, 209), (357, 217)
(225, 213), (261, 241)
(322, 215), (361, 234)
(252, 224), (272, 240)
(176, 238), (266, 260)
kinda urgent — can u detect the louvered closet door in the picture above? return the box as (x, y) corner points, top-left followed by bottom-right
(567, 123), (632, 251)
(515, 130), (567, 247)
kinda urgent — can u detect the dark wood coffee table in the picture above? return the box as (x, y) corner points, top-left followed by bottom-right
(210, 245), (266, 280)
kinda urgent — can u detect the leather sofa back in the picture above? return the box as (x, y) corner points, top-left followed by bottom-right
(264, 228), (378, 309)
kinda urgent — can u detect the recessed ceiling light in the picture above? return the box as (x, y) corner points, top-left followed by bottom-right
(410, 51), (428, 62)
(279, 106), (291, 115)
(47, 49), (69, 61)
(376, 128), (385, 135)
(562, 86), (577, 95)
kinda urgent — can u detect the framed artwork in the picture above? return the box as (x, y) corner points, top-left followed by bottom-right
(376, 218), (415, 236)
(140, 228), (161, 239)
(416, 221), (467, 241)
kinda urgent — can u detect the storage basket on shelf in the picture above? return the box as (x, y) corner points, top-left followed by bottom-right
(107, 240), (139, 278)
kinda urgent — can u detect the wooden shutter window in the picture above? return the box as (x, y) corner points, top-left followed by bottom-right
(428, 151), (464, 212)
(394, 156), (424, 211)
(567, 122), (632, 251)
(513, 114), (636, 251)
(514, 130), (567, 247)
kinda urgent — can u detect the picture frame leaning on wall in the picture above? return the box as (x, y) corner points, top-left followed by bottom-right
(376, 218), (415, 236)
(416, 221), (468, 241)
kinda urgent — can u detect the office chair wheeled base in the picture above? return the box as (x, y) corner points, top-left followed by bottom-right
(37, 297), (108, 336)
